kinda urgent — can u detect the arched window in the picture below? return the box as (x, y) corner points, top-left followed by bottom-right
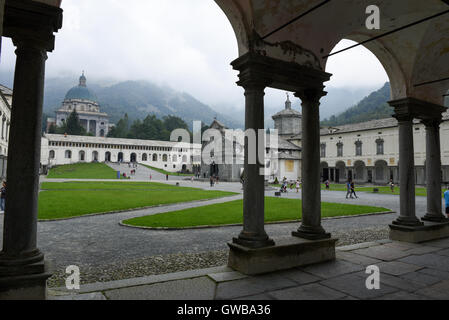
(79, 151), (86, 161)
(142, 153), (148, 161)
(65, 150), (72, 159)
(162, 154), (168, 162)
(49, 150), (55, 159)
(152, 154), (158, 161)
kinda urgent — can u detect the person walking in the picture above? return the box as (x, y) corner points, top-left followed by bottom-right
(444, 186), (449, 218)
(325, 179), (330, 190)
(295, 179), (300, 193)
(346, 180), (353, 199)
(350, 181), (358, 199)
(166, 174), (169, 181)
(0, 181), (6, 213)
(389, 179), (395, 193)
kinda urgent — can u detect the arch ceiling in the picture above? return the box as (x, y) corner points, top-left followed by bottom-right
(215, 0), (449, 105)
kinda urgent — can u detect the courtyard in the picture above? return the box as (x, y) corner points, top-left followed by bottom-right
(1, 169), (445, 300)
(0, 162), (440, 292)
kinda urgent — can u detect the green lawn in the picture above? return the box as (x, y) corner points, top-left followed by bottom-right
(123, 197), (391, 228)
(47, 163), (120, 179)
(38, 181), (237, 220)
(141, 164), (194, 176)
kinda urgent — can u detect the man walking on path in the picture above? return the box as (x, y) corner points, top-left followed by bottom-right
(346, 180), (353, 199)
(445, 186), (449, 217)
(350, 181), (358, 199)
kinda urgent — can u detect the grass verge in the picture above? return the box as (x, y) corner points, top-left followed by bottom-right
(123, 197), (391, 228)
(38, 181), (237, 220)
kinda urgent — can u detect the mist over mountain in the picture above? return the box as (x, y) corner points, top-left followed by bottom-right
(321, 82), (392, 126)
(0, 72), (243, 130)
(0, 71), (398, 131)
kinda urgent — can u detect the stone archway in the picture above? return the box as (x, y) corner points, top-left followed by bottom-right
(374, 160), (389, 184)
(130, 153), (137, 163)
(320, 162), (329, 182)
(105, 151), (111, 162)
(118, 152), (124, 163)
(335, 161), (346, 183)
(354, 160), (366, 183)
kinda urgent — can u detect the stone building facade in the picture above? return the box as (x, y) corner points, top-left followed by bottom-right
(41, 133), (202, 173)
(319, 113), (449, 185)
(0, 84), (11, 179)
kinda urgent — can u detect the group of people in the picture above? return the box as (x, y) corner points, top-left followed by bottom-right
(346, 179), (358, 199)
(280, 177), (301, 193)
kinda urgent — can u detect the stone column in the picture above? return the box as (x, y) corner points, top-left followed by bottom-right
(233, 81), (274, 248)
(0, 39), (51, 298)
(422, 118), (446, 222)
(293, 88), (330, 240)
(392, 114), (423, 226)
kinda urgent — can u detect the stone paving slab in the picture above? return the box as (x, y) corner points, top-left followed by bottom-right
(376, 261), (423, 276)
(414, 280), (449, 299)
(374, 291), (430, 300)
(215, 273), (297, 300)
(352, 245), (413, 261)
(104, 276), (216, 300)
(319, 273), (398, 299)
(399, 253), (449, 272)
(399, 271), (441, 286)
(336, 251), (382, 266)
(208, 271), (248, 283)
(267, 283), (347, 300)
(275, 269), (322, 285)
(300, 260), (365, 279)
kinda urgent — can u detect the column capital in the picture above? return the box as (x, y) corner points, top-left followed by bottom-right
(294, 87), (327, 104)
(421, 117), (442, 128)
(393, 113), (414, 123)
(3, 0), (63, 52)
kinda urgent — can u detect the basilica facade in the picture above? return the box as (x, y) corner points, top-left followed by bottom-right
(48, 73), (109, 137)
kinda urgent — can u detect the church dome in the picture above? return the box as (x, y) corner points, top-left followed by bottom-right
(64, 72), (98, 103)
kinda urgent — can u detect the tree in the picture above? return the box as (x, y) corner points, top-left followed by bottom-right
(65, 109), (85, 136)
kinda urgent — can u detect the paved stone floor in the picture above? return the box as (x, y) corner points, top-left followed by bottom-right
(49, 237), (449, 300)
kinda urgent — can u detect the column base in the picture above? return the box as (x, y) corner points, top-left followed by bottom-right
(392, 216), (424, 227)
(292, 224), (331, 240)
(0, 260), (52, 300)
(389, 221), (449, 243)
(232, 236), (275, 249)
(228, 236), (337, 275)
(421, 214), (449, 223)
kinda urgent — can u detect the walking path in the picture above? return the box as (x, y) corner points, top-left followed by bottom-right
(50, 237), (449, 300)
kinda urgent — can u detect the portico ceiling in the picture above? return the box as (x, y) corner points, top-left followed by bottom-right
(215, 0), (449, 105)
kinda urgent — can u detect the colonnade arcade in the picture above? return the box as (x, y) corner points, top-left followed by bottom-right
(0, 0), (448, 299)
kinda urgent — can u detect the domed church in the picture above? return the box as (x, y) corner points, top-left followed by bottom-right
(55, 72), (109, 137)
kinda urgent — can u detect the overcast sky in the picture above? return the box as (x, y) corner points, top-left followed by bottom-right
(0, 0), (388, 113)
